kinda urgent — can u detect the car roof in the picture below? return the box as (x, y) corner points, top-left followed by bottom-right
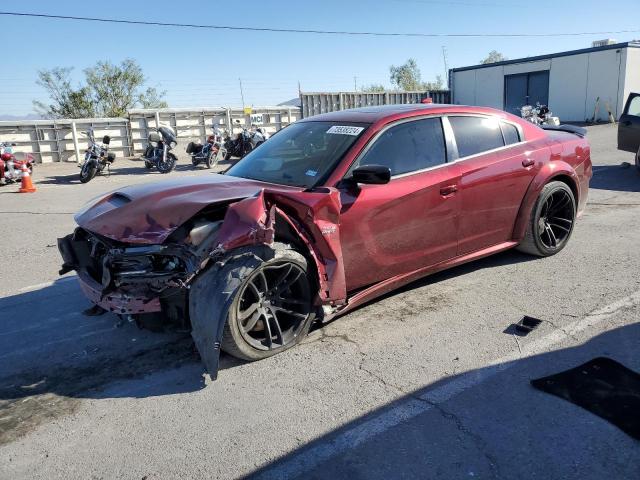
(298, 104), (506, 123)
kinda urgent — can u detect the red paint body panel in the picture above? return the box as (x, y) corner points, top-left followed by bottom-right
(69, 104), (591, 319)
(339, 163), (461, 291)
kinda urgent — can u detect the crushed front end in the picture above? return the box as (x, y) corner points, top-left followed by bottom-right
(58, 219), (222, 321)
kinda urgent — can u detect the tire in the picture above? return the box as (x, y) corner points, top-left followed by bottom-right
(205, 150), (214, 169)
(79, 160), (98, 183)
(190, 243), (315, 362)
(516, 181), (576, 257)
(157, 153), (177, 174)
(144, 159), (153, 169)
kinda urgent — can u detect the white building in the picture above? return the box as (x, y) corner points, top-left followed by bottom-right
(450, 41), (640, 122)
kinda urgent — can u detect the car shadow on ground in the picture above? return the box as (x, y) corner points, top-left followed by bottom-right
(1, 249), (536, 404)
(0, 278), (250, 404)
(590, 164), (640, 192)
(248, 322), (640, 480)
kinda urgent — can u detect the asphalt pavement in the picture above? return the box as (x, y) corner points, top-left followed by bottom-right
(0, 125), (639, 479)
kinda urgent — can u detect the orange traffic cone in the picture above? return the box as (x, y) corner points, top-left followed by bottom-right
(19, 163), (36, 193)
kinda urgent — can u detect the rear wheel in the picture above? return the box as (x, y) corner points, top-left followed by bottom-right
(517, 181), (576, 257)
(190, 244), (315, 361)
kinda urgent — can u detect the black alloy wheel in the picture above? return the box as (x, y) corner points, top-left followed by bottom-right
(235, 261), (311, 352)
(517, 181), (576, 257)
(536, 188), (574, 250)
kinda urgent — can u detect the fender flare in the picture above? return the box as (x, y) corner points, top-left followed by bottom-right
(512, 161), (579, 241)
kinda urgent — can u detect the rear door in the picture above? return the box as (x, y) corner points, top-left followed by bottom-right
(449, 115), (539, 255)
(618, 93), (640, 153)
(339, 117), (461, 291)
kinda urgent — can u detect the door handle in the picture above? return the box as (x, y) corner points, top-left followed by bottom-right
(622, 120), (632, 126)
(522, 158), (535, 168)
(440, 185), (458, 197)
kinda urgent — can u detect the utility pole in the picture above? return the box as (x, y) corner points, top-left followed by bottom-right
(353, 76), (357, 91)
(442, 46), (449, 87)
(239, 78), (245, 108)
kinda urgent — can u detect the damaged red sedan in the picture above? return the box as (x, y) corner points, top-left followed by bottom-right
(58, 104), (592, 378)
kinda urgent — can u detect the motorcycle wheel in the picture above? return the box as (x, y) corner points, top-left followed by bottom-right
(80, 160), (98, 183)
(205, 150), (215, 169)
(191, 156), (199, 167)
(157, 153), (177, 174)
(144, 159), (153, 169)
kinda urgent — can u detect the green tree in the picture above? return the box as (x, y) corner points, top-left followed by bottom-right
(480, 50), (508, 65)
(34, 59), (167, 119)
(138, 87), (168, 109)
(423, 75), (444, 91)
(389, 58), (423, 90)
(360, 84), (386, 93)
(389, 59), (446, 91)
(33, 67), (96, 118)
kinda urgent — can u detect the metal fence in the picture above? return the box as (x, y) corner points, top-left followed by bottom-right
(0, 106), (301, 163)
(0, 118), (131, 163)
(300, 90), (450, 118)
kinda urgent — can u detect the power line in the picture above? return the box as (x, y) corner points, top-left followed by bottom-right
(1, 11), (639, 38)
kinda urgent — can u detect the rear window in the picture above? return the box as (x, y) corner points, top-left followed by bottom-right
(449, 116), (505, 158)
(501, 122), (521, 145)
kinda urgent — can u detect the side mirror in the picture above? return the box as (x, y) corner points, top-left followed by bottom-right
(351, 165), (391, 185)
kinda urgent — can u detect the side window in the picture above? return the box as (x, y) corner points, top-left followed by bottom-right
(450, 116), (505, 158)
(627, 96), (640, 116)
(355, 118), (446, 176)
(501, 121), (521, 145)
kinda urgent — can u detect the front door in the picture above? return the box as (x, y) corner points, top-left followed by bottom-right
(618, 93), (640, 153)
(338, 117), (461, 292)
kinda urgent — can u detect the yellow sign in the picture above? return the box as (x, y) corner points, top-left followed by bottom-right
(243, 107), (252, 115)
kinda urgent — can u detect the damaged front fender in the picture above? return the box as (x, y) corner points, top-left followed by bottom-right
(190, 186), (345, 378)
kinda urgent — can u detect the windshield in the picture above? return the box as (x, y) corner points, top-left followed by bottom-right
(225, 121), (369, 187)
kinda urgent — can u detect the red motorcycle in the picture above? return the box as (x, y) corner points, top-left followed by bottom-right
(0, 142), (35, 185)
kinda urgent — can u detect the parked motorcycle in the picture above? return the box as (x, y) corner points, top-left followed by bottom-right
(143, 126), (178, 173)
(520, 103), (560, 126)
(0, 141), (35, 185)
(79, 128), (116, 183)
(223, 120), (268, 161)
(186, 125), (227, 169)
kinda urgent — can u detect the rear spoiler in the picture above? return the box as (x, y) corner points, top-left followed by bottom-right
(541, 124), (587, 138)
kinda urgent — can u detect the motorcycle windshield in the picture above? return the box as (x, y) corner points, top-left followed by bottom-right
(158, 127), (176, 144)
(225, 121), (369, 188)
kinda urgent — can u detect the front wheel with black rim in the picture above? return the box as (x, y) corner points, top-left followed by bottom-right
(190, 243), (315, 362)
(79, 159), (98, 183)
(517, 180), (576, 257)
(157, 153), (177, 174)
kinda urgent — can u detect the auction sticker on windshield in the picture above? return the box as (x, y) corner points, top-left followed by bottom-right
(327, 126), (364, 136)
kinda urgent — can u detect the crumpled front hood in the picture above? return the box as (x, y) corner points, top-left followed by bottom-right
(75, 174), (300, 244)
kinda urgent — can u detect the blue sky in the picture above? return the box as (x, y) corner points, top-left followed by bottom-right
(1, 0), (639, 115)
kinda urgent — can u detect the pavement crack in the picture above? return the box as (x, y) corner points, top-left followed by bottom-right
(540, 319), (579, 341)
(417, 396), (501, 479)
